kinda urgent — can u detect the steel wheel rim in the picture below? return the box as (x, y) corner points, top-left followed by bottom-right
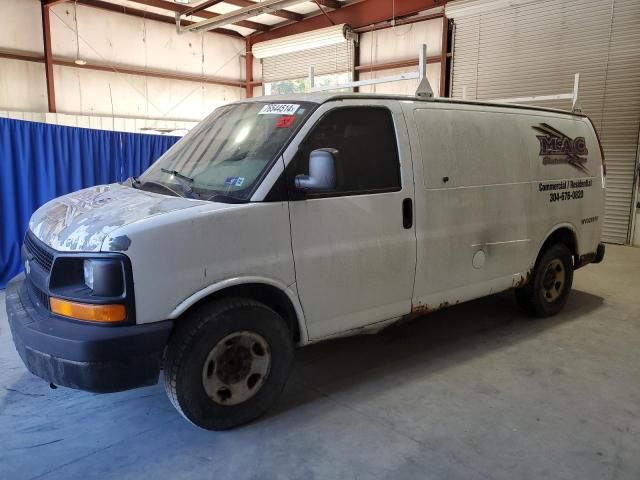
(541, 259), (565, 303)
(202, 331), (271, 406)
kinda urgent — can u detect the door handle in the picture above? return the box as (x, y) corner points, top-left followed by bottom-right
(402, 198), (413, 229)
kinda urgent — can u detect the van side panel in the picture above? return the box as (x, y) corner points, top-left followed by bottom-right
(408, 104), (535, 309)
(405, 102), (603, 310)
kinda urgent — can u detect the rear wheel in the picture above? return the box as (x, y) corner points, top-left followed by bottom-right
(515, 243), (574, 317)
(164, 298), (294, 430)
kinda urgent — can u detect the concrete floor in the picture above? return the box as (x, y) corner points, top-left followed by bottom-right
(1, 245), (639, 480)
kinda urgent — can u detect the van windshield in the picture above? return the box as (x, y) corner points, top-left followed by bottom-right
(137, 101), (314, 202)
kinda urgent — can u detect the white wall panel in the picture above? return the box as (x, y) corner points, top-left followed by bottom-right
(359, 64), (441, 97)
(52, 65), (241, 121)
(49, 4), (244, 80)
(0, 59), (47, 111)
(0, 0), (42, 52)
(358, 19), (443, 96)
(359, 19), (442, 66)
(0, 0), (244, 121)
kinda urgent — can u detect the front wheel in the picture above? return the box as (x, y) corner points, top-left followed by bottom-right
(164, 298), (294, 430)
(515, 243), (574, 317)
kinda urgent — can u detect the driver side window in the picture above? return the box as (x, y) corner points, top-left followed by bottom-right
(289, 107), (401, 197)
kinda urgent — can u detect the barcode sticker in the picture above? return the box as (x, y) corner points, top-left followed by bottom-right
(258, 104), (300, 115)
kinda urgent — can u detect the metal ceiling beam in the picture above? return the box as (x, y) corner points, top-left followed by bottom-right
(181, 0), (226, 17)
(315, 0), (342, 9)
(177, 0), (309, 33)
(42, 0), (71, 7)
(41, 3), (56, 112)
(224, 0), (303, 22)
(354, 55), (440, 73)
(352, 11), (444, 33)
(127, 0), (268, 31)
(0, 49), (244, 88)
(55, 58), (245, 87)
(77, 0), (243, 37)
(253, 0), (445, 42)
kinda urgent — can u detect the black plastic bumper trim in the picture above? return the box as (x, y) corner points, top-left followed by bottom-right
(6, 274), (173, 393)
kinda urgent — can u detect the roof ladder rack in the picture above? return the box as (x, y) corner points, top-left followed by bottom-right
(490, 73), (581, 112)
(308, 44), (435, 99)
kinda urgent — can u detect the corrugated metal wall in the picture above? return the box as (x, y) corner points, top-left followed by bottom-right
(448, 0), (640, 244)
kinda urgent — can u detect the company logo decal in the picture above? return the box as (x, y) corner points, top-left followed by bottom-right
(533, 123), (590, 175)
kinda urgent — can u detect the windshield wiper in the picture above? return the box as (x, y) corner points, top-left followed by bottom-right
(160, 168), (198, 199)
(161, 168), (194, 183)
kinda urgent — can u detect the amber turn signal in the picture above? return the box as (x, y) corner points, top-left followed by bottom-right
(50, 297), (126, 323)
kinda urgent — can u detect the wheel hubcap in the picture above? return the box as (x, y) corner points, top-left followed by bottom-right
(541, 259), (565, 303)
(202, 331), (271, 406)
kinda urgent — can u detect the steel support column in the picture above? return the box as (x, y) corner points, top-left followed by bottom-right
(41, 2), (56, 113)
(440, 15), (449, 97)
(245, 37), (254, 98)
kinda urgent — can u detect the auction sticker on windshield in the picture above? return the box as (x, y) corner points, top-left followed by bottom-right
(259, 104), (300, 115)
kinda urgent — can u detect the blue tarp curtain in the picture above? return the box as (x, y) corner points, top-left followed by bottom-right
(0, 117), (180, 288)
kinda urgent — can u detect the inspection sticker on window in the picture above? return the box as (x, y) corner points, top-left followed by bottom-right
(258, 103), (300, 115)
(224, 176), (245, 187)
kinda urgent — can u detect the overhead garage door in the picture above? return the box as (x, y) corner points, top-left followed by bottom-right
(447, 0), (640, 244)
(255, 24), (356, 92)
(262, 41), (355, 83)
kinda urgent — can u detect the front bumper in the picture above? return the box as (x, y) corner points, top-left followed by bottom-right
(6, 274), (173, 393)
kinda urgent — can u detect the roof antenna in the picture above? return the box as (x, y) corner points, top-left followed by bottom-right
(415, 44), (434, 99)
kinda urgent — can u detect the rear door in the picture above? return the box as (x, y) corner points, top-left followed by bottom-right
(284, 100), (416, 340)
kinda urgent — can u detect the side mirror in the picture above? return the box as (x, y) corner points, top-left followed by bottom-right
(295, 148), (337, 192)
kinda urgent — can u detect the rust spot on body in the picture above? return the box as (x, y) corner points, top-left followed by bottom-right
(513, 269), (533, 288)
(403, 303), (432, 321)
(405, 300), (455, 321)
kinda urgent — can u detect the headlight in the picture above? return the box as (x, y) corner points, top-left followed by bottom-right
(83, 260), (94, 290)
(78, 258), (125, 296)
(48, 255), (130, 324)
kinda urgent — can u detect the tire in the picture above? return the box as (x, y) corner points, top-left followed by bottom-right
(164, 298), (294, 430)
(515, 243), (574, 318)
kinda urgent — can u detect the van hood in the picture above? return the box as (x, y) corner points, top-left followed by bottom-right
(29, 183), (207, 252)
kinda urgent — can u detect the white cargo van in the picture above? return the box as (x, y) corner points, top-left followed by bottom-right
(7, 93), (606, 430)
